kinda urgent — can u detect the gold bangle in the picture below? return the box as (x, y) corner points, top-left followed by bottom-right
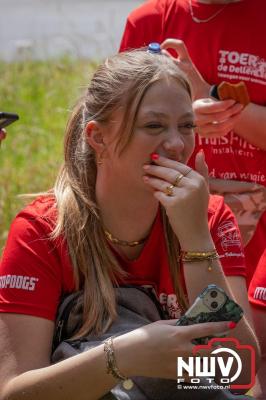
(180, 250), (219, 260)
(103, 337), (134, 390)
(180, 250), (219, 271)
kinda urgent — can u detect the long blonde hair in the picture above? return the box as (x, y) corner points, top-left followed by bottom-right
(53, 50), (191, 337)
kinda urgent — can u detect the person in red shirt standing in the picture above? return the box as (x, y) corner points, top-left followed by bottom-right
(119, 0), (266, 288)
(249, 250), (266, 399)
(0, 49), (259, 398)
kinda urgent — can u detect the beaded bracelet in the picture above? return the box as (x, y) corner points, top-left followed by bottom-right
(103, 337), (134, 390)
(180, 250), (219, 271)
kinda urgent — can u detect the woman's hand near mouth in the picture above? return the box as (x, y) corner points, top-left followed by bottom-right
(143, 151), (211, 248)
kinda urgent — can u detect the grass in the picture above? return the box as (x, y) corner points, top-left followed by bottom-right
(0, 57), (98, 251)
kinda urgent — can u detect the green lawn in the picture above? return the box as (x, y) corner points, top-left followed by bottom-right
(0, 57), (98, 251)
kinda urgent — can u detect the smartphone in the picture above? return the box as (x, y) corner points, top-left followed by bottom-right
(0, 112), (19, 129)
(176, 284), (244, 345)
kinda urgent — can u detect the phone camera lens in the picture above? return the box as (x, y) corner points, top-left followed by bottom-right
(210, 291), (218, 298)
(211, 301), (218, 309)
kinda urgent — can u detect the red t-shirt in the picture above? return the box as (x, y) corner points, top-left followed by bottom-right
(119, 0), (266, 284)
(248, 249), (266, 309)
(0, 195), (245, 321)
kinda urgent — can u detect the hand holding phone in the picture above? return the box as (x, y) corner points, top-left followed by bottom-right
(176, 284), (243, 345)
(0, 112), (19, 129)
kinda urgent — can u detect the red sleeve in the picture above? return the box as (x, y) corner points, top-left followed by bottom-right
(208, 195), (246, 278)
(248, 250), (266, 309)
(119, 0), (165, 52)
(0, 205), (74, 321)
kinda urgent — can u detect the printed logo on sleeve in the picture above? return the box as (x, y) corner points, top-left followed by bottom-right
(217, 221), (242, 252)
(253, 287), (266, 301)
(0, 275), (39, 291)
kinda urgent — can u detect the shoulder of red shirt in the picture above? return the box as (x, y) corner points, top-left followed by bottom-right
(17, 193), (225, 229)
(19, 194), (57, 224)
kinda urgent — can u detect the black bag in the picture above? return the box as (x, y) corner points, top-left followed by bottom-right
(52, 286), (253, 400)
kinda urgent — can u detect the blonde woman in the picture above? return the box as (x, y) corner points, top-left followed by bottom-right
(0, 49), (259, 399)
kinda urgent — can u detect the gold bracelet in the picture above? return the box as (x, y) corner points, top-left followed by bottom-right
(180, 250), (219, 271)
(103, 337), (134, 390)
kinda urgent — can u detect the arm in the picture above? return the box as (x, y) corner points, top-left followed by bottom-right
(0, 312), (234, 399)
(234, 102), (266, 150)
(142, 152), (260, 377)
(178, 160), (260, 374)
(0, 313), (121, 400)
(160, 38), (266, 150)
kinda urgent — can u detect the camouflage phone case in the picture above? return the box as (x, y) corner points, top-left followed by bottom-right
(176, 284), (243, 345)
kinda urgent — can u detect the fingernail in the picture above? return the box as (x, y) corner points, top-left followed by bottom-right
(150, 153), (159, 161)
(199, 149), (205, 159)
(228, 321), (237, 330)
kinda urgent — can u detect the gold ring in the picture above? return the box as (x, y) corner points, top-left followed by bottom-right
(173, 173), (184, 187)
(165, 184), (175, 196)
(173, 168), (193, 186)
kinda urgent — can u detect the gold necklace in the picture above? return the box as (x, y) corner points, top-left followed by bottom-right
(189, 0), (228, 23)
(104, 229), (148, 247)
